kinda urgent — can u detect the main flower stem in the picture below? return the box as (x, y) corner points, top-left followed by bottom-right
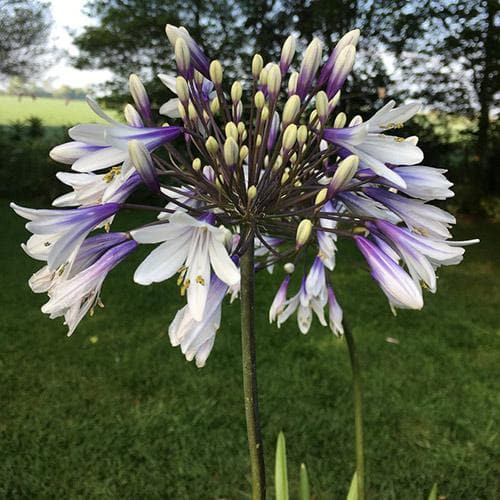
(344, 322), (365, 500)
(240, 226), (266, 499)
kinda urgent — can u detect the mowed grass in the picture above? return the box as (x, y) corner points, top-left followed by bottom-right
(1, 203), (498, 499)
(0, 96), (120, 126)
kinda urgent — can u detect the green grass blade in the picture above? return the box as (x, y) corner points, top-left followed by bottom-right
(275, 431), (289, 500)
(346, 471), (358, 500)
(428, 483), (438, 500)
(299, 463), (310, 500)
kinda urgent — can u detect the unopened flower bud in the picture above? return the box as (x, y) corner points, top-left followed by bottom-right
(316, 91), (328, 122)
(254, 91), (265, 109)
(272, 155), (283, 171)
(239, 145), (249, 161)
(329, 91), (341, 112)
(210, 96), (220, 114)
(252, 54), (264, 79)
(128, 140), (159, 192)
(175, 76), (189, 103)
(282, 124), (297, 152)
(296, 219), (313, 247)
(280, 35), (296, 74)
(247, 185), (257, 201)
(237, 122), (246, 135)
(327, 45), (356, 98)
(209, 60), (223, 85)
(129, 74), (151, 120)
(281, 171), (289, 184)
(309, 109), (318, 124)
(334, 112), (347, 128)
(284, 262), (295, 274)
(231, 81), (242, 102)
(188, 102), (197, 120)
(261, 105), (270, 122)
(255, 134), (262, 147)
(225, 122), (238, 141)
(175, 38), (191, 77)
(329, 154), (359, 195)
(297, 125), (308, 146)
(192, 157), (202, 171)
(205, 136), (219, 155)
(288, 71), (298, 95)
(124, 104), (143, 127)
(224, 137), (239, 166)
(315, 187), (328, 205)
(282, 95), (300, 125)
(296, 38), (322, 98)
(234, 101), (243, 122)
(267, 64), (282, 98)
(259, 67), (268, 86)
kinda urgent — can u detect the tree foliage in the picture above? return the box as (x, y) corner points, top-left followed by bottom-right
(0, 0), (52, 79)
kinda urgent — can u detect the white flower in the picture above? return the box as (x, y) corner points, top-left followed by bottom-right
(168, 274), (228, 367)
(131, 211), (240, 321)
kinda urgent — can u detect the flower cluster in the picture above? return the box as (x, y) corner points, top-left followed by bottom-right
(12, 25), (477, 367)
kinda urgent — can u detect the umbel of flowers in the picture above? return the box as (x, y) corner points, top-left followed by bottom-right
(12, 24), (477, 499)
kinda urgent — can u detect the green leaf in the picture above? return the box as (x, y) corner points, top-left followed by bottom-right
(346, 471), (358, 500)
(428, 483), (438, 500)
(299, 463), (310, 500)
(275, 431), (289, 500)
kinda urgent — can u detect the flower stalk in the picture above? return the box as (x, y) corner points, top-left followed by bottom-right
(240, 224), (266, 499)
(344, 321), (365, 500)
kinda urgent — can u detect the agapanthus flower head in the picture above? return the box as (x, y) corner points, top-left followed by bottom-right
(11, 23), (477, 366)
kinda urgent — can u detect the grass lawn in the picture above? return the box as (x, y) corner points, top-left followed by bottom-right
(0, 96), (120, 126)
(1, 202), (498, 499)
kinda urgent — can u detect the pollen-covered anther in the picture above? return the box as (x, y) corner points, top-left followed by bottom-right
(195, 275), (206, 285)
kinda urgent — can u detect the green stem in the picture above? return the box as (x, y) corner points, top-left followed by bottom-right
(240, 226), (266, 499)
(344, 322), (365, 500)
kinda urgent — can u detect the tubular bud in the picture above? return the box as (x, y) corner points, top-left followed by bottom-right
(128, 140), (159, 192)
(297, 125), (308, 146)
(192, 158), (202, 171)
(334, 112), (347, 128)
(231, 81), (243, 102)
(280, 35), (296, 74)
(205, 136), (219, 156)
(124, 104), (143, 127)
(329, 154), (359, 195)
(187, 102), (197, 120)
(259, 67), (269, 86)
(225, 122), (239, 141)
(252, 54), (264, 79)
(287, 71), (298, 95)
(210, 96), (220, 114)
(267, 64), (282, 98)
(316, 91), (328, 122)
(239, 145), (249, 161)
(175, 76), (189, 103)
(254, 91), (265, 109)
(296, 38), (322, 98)
(209, 60), (223, 85)
(329, 91), (341, 112)
(284, 262), (295, 274)
(261, 106), (270, 122)
(296, 219), (313, 247)
(224, 137), (239, 166)
(175, 38), (191, 78)
(282, 124), (298, 152)
(282, 95), (301, 126)
(247, 185), (257, 201)
(129, 74), (151, 120)
(315, 187), (328, 205)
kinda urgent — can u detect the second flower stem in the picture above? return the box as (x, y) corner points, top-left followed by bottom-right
(344, 321), (365, 500)
(240, 227), (266, 499)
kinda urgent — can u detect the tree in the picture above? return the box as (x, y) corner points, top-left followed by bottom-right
(73, 0), (247, 102)
(0, 0), (52, 79)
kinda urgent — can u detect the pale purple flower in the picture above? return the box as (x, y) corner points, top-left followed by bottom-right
(11, 202), (121, 270)
(327, 286), (344, 337)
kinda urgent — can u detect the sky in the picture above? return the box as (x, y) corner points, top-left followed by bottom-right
(43, 0), (112, 89)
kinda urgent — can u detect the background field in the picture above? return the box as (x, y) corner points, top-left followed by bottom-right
(1, 205), (498, 499)
(0, 95), (120, 126)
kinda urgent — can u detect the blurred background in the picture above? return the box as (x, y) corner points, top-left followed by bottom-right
(0, 1), (498, 498)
